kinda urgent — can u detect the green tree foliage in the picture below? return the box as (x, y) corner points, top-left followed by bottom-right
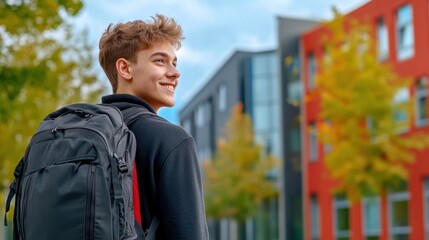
(0, 0), (104, 193)
(315, 10), (429, 200)
(0, 0), (82, 35)
(203, 103), (278, 222)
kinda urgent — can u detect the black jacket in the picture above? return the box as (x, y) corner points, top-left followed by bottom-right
(102, 94), (209, 240)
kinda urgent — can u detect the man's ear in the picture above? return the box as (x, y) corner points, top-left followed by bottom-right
(116, 58), (133, 80)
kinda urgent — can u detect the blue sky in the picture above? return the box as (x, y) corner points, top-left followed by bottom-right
(74, 0), (368, 124)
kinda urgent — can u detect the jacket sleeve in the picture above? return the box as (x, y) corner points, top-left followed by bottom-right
(157, 137), (209, 240)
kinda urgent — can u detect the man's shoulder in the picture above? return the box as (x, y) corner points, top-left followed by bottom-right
(134, 113), (192, 139)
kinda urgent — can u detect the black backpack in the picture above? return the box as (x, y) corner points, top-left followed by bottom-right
(3, 103), (153, 240)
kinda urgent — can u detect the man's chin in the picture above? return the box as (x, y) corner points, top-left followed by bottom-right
(161, 102), (175, 109)
(165, 99), (175, 107)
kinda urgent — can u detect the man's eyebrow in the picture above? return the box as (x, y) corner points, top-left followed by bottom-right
(150, 52), (177, 62)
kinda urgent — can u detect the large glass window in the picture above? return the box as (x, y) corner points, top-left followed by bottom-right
(377, 17), (389, 61)
(308, 53), (316, 89)
(309, 123), (317, 162)
(255, 198), (279, 240)
(389, 185), (410, 240)
(334, 196), (350, 240)
(250, 52), (280, 158)
(363, 197), (380, 240)
(246, 51), (281, 239)
(253, 76), (273, 103)
(396, 4), (414, 60)
(416, 77), (428, 127)
(311, 195), (320, 240)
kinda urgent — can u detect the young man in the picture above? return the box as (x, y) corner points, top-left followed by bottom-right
(98, 15), (209, 239)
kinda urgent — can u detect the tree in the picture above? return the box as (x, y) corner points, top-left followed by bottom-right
(0, 0), (104, 194)
(315, 10), (429, 200)
(0, 0), (82, 35)
(203, 103), (278, 222)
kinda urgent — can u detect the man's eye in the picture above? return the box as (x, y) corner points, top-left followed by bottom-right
(154, 59), (164, 63)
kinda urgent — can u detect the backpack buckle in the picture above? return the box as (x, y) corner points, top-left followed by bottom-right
(116, 156), (128, 173)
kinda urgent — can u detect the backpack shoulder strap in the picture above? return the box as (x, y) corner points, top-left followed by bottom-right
(122, 107), (154, 127)
(121, 106), (160, 240)
(4, 158), (24, 227)
(145, 216), (160, 240)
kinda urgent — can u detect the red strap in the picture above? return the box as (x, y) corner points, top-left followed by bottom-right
(133, 163), (142, 226)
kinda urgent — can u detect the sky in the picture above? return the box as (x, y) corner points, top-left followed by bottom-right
(74, 0), (369, 124)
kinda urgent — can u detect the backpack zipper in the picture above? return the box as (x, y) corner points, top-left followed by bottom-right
(31, 126), (114, 158)
(86, 165), (96, 240)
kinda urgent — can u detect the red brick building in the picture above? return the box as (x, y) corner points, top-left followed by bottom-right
(301, 0), (429, 239)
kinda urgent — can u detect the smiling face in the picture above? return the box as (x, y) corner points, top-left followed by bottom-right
(117, 41), (180, 112)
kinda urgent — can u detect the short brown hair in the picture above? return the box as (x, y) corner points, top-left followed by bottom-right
(99, 14), (184, 93)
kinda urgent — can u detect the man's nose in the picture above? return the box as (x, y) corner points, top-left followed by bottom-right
(167, 66), (180, 79)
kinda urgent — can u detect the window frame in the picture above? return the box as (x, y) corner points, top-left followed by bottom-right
(334, 196), (350, 240)
(362, 197), (381, 239)
(308, 52), (316, 90)
(396, 3), (414, 61)
(377, 17), (389, 61)
(311, 195), (320, 240)
(218, 84), (227, 112)
(309, 123), (318, 162)
(393, 87), (410, 133)
(195, 103), (206, 128)
(388, 190), (410, 239)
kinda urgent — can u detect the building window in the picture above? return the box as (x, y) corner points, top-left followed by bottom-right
(396, 3), (414, 60)
(425, 178), (429, 240)
(308, 52), (316, 89)
(309, 123), (317, 162)
(218, 84), (227, 112)
(286, 56), (301, 103)
(311, 195), (320, 240)
(363, 197), (380, 240)
(377, 17), (389, 61)
(195, 103), (206, 128)
(416, 77), (428, 127)
(393, 87), (410, 132)
(389, 185), (410, 240)
(334, 196), (350, 240)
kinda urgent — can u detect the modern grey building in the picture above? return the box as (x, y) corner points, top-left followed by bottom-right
(179, 16), (320, 240)
(179, 51), (256, 163)
(179, 49), (281, 240)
